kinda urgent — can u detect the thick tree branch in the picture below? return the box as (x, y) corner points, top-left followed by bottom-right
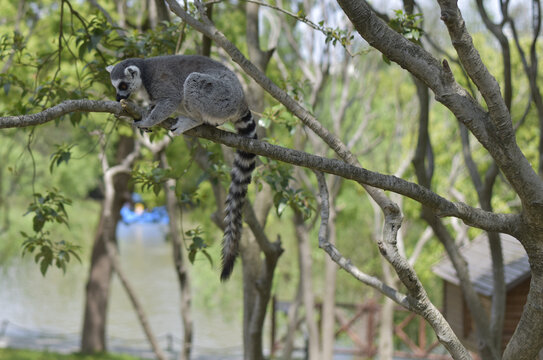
(0, 100), (126, 129)
(440, 0), (512, 137)
(335, 0), (543, 212)
(187, 125), (519, 234)
(0, 99), (519, 235)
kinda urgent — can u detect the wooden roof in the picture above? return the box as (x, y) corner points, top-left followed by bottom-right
(432, 234), (530, 297)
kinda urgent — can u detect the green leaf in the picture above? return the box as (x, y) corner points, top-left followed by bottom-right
(33, 215), (45, 233)
(40, 258), (49, 276)
(188, 250), (196, 264)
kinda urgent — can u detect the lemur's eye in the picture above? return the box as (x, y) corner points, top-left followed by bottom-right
(119, 83), (128, 91)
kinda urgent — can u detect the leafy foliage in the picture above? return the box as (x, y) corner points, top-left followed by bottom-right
(49, 143), (76, 173)
(132, 163), (174, 196)
(21, 232), (82, 276)
(21, 188), (81, 275)
(388, 10), (424, 43)
(185, 226), (213, 266)
(75, 17), (112, 60)
(383, 10), (424, 64)
(291, 8), (354, 50)
(318, 20), (355, 47)
(254, 158), (314, 219)
(258, 104), (299, 134)
(25, 189), (72, 232)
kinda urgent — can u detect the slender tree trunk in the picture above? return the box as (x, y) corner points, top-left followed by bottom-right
(294, 211), (321, 360)
(282, 283), (303, 360)
(160, 153), (193, 360)
(241, 235), (264, 360)
(81, 216), (115, 353)
(378, 258), (397, 360)
(379, 297), (395, 360)
(321, 202), (337, 360)
(163, 174), (193, 360)
(81, 136), (134, 353)
(241, 4), (277, 359)
(106, 241), (167, 360)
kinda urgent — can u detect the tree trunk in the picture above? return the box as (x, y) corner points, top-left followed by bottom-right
(379, 297), (395, 360)
(241, 235), (264, 360)
(106, 241), (167, 360)
(241, 4), (276, 359)
(81, 136), (134, 353)
(161, 152), (193, 360)
(81, 216), (115, 353)
(321, 201), (337, 360)
(294, 211), (321, 360)
(282, 283), (303, 360)
(166, 180), (193, 360)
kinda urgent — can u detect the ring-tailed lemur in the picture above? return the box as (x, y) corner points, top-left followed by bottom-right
(106, 55), (257, 281)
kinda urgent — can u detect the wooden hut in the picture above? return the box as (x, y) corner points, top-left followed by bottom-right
(432, 234), (532, 353)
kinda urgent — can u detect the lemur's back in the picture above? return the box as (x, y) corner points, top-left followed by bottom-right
(141, 55), (241, 100)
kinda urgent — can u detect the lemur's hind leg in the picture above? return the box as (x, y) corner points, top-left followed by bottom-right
(182, 72), (247, 126)
(171, 117), (204, 135)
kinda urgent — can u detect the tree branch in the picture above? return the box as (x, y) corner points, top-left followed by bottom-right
(312, 170), (412, 309)
(0, 100), (127, 129)
(336, 0), (543, 211)
(0, 99), (520, 235)
(313, 170), (472, 360)
(440, 0), (512, 137)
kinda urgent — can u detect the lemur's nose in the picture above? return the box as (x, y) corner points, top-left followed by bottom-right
(116, 94), (128, 102)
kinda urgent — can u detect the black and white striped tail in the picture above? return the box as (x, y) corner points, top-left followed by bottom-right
(220, 110), (257, 281)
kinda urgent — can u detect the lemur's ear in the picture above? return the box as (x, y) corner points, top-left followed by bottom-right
(105, 65), (114, 73)
(125, 66), (139, 78)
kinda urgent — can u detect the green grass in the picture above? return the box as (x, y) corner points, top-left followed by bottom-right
(0, 348), (144, 360)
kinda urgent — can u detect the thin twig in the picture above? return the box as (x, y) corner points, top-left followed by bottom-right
(203, 0), (355, 56)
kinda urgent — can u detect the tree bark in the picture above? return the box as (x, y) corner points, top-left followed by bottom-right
(166, 183), (193, 360)
(293, 211), (321, 360)
(81, 135), (134, 353)
(240, 4), (278, 359)
(106, 241), (167, 360)
(321, 202), (337, 360)
(378, 297), (395, 360)
(81, 217), (115, 353)
(159, 152), (193, 360)
(281, 283), (302, 360)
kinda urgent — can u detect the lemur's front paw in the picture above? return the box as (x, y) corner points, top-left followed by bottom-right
(120, 99), (129, 110)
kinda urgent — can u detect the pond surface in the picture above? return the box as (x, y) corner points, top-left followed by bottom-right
(0, 223), (244, 359)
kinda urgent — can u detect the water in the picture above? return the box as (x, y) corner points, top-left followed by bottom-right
(0, 223), (244, 358)
(0, 223), (370, 359)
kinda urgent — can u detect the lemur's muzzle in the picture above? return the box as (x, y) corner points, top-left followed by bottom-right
(116, 94), (129, 102)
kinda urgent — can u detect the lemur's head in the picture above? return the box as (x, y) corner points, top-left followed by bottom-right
(106, 59), (143, 102)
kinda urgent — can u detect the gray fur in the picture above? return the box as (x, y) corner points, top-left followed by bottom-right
(106, 55), (248, 128)
(106, 55), (257, 281)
